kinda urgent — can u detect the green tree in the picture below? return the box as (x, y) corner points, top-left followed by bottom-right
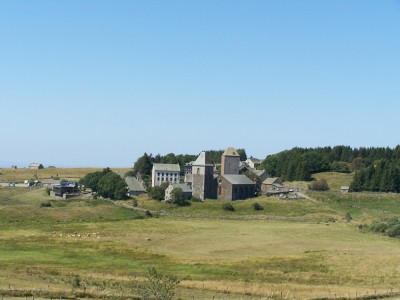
(170, 188), (189, 206)
(147, 184), (168, 201)
(80, 168), (111, 192)
(97, 172), (128, 200)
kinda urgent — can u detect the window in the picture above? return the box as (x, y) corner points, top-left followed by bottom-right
(197, 168), (200, 175)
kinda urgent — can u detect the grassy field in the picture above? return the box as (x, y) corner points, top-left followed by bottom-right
(0, 167), (130, 182)
(285, 172), (354, 192)
(0, 169), (399, 299)
(1, 184), (400, 299)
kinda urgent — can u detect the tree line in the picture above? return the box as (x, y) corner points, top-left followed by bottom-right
(260, 145), (400, 182)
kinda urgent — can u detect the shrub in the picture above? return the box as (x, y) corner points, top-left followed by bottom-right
(344, 212), (352, 222)
(190, 196), (202, 202)
(387, 218), (400, 227)
(45, 187), (51, 195)
(72, 275), (81, 289)
(132, 267), (179, 300)
(147, 186), (165, 201)
(145, 210), (153, 217)
(222, 202), (235, 211)
(308, 179), (329, 191)
(369, 222), (388, 233)
(387, 224), (400, 238)
(40, 201), (52, 208)
(252, 202), (263, 211)
(170, 188), (190, 206)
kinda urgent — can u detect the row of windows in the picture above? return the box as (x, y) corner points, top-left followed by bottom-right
(157, 178), (179, 183)
(156, 172), (178, 177)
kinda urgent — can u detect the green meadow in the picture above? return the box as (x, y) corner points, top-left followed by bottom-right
(1, 171), (400, 299)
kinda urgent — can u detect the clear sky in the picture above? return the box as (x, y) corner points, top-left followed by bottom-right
(1, 0), (400, 168)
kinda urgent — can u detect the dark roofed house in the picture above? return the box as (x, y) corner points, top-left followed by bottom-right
(249, 169), (269, 184)
(217, 174), (256, 200)
(51, 182), (80, 199)
(29, 163), (44, 169)
(125, 176), (146, 196)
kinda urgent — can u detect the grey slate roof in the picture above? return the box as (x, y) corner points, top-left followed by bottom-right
(222, 174), (255, 185)
(251, 170), (266, 177)
(248, 157), (261, 163)
(171, 183), (192, 193)
(125, 176), (146, 192)
(262, 177), (280, 185)
(152, 163), (180, 172)
(192, 152), (213, 166)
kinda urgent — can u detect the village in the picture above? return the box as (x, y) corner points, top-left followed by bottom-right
(0, 147), (308, 202)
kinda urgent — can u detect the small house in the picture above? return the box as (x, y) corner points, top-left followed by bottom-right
(125, 176), (146, 196)
(165, 183), (192, 201)
(245, 157), (261, 169)
(217, 174), (256, 200)
(29, 163), (44, 169)
(340, 186), (350, 193)
(51, 182), (79, 199)
(261, 177), (288, 195)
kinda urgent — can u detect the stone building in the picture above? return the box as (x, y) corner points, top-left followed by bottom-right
(165, 183), (192, 201)
(217, 174), (256, 200)
(218, 147), (256, 200)
(221, 147), (240, 175)
(151, 163), (180, 187)
(191, 151), (217, 200)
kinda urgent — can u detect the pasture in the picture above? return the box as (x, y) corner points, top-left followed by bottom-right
(0, 167), (130, 182)
(1, 186), (400, 299)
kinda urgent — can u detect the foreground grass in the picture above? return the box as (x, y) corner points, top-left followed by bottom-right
(1, 187), (400, 299)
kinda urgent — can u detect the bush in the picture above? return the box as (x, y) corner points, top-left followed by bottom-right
(72, 275), (81, 289)
(252, 202), (263, 211)
(147, 186), (165, 201)
(308, 178), (329, 191)
(387, 224), (400, 238)
(369, 222), (388, 233)
(170, 188), (190, 206)
(190, 196), (202, 202)
(344, 212), (352, 222)
(222, 202), (235, 211)
(39, 201), (52, 208)
(45, 187), (51, 195)
(145, 210), (153, 217)
(132, 267), (179, 300)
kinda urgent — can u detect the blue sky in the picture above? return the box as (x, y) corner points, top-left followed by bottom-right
(1, 1), (400, 167)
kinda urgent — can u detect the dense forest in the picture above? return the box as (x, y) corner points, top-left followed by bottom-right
(260, 146), (400, 192)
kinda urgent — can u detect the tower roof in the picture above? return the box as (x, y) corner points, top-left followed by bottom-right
(223, 147), (239, 157)
(192, 151), (213, 166)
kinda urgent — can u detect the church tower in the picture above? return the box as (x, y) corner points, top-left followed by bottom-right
(221, 147), (240, 175)
(192, 151), (217, 200)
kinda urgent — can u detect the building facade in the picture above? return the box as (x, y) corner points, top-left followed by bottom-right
(221, 147), (240, 175)
(151, 163), (181, 187)
(191, 152), (217, 200)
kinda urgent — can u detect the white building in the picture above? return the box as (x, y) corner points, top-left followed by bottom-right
(151, 163), (181, 187)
